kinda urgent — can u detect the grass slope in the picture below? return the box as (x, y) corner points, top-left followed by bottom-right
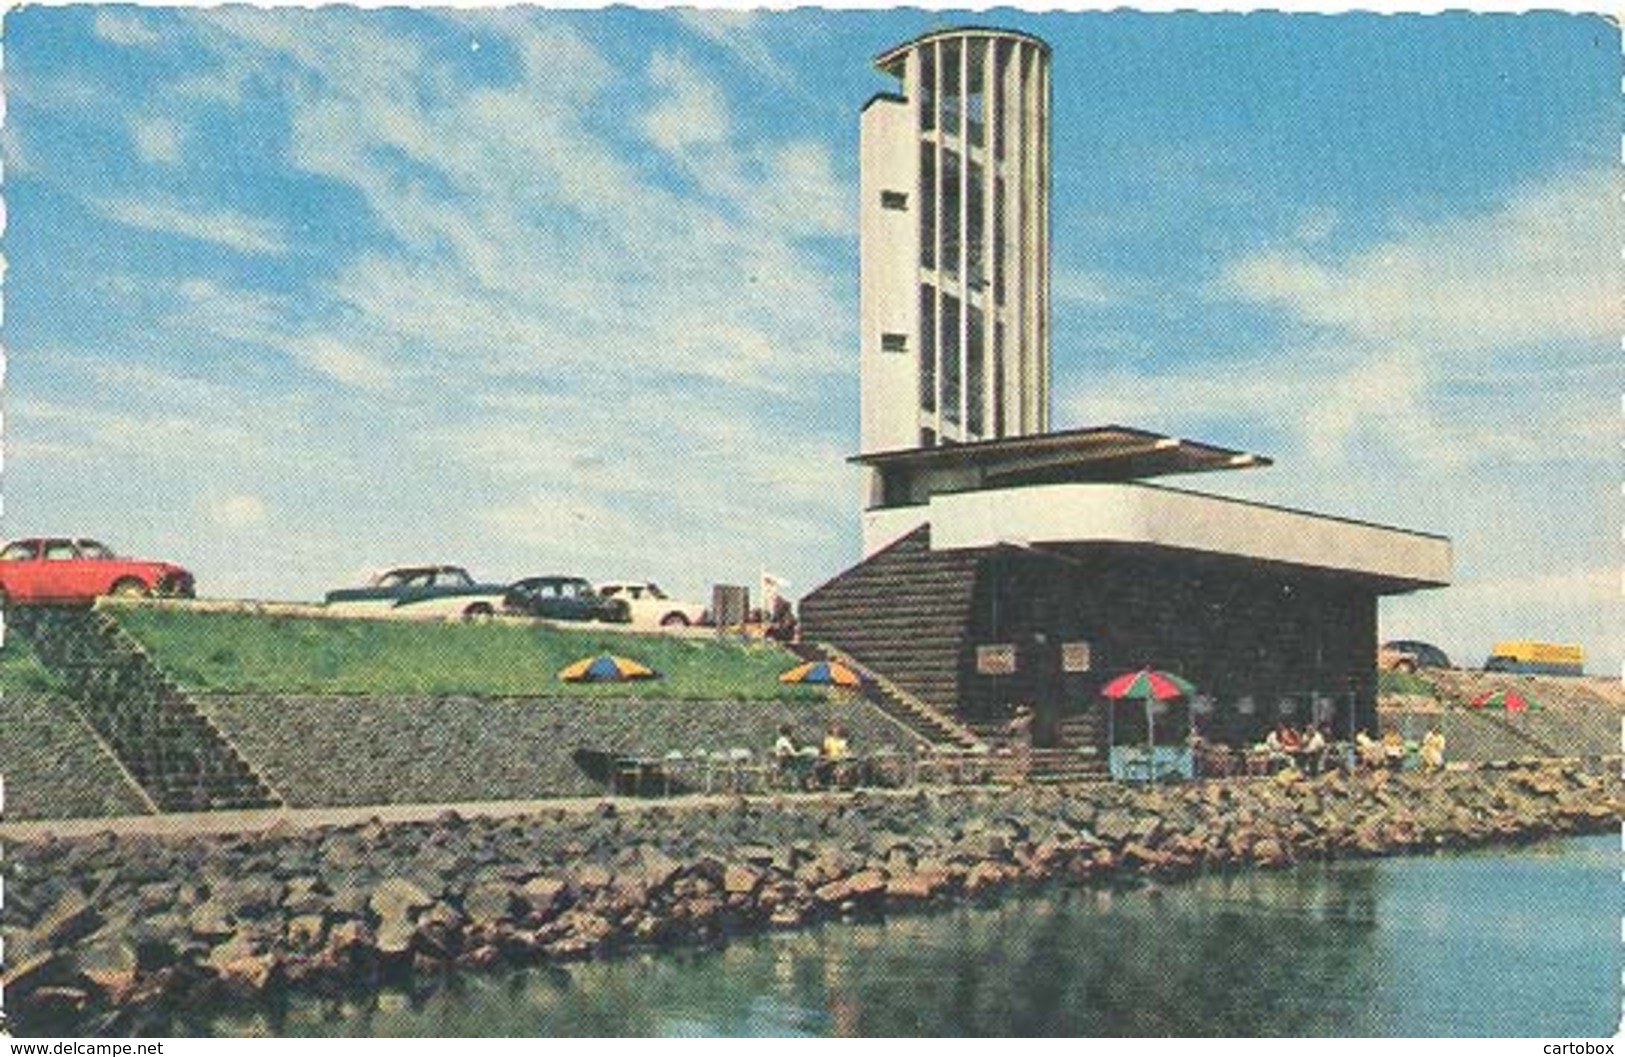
(112, 608), (818, 700)
(0, 633), (63, 693)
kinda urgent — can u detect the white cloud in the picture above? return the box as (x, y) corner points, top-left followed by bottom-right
(97, 197), (288, 256)
(1068, 166), (1619, 471)
(672, 10), (797, 88)
(293, 337), (396, 393)
(642, 51), (731, 155)
(131, 118), (182, 165)
(207, 494), (269, 530)
(1219, 167), (1618, 354)
(1052, 266), (1128, 308)
(92, 10), (162, 47)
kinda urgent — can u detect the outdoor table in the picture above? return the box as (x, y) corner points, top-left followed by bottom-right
(613, 756), (664, 797)
(865, 748), (906, 788)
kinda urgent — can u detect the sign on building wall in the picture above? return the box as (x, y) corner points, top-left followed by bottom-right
(977, 644), (1017, 675)
(1061, 641), (1092, 673)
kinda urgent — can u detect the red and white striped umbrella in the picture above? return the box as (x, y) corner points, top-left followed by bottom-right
(1100, 668), (1196, 701)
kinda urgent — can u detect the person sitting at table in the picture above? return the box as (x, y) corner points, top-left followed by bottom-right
(818, 724), (852, 789)
(1420, 725), (1446, 771)
(1381, 728), (1407, 770)
(772, 724), (814, 789)
(1301, 724), (1328, 776)
(1265, 723), (1295, 772)
(1355, 728), (1384, 771)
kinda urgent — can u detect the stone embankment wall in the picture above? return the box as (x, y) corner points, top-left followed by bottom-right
(5, 764), (1618, 1034)
(198, 694), (926, 807)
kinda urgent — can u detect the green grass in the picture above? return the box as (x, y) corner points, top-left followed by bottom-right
(1378, 668), (1438, 697)
(110, 608), (821, 700)
(0, 634), (62, 693)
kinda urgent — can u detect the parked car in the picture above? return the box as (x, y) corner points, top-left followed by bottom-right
(1379, 639), (1452, 673)
(0, 537), (194, 606)
(596, 580), (708, 629)
(505, 576), (631, 624)
(324, 565), (508, 621)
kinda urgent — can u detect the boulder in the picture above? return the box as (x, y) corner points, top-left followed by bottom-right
(1093, 810), (1137, 844)
(70, 934), (139, 998)
(463, 883), (520, 926)
(285, 915), (327, 954)
(369, 877), (434, 922)
(1251, 838), (1291, 868)
(34, 890), (103, 949)
(521, 876), (569, 917)
(723, 864), (763, 898)
(187, 900), (236, 941)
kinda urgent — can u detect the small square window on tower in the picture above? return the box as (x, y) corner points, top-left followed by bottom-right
(880, 332), (908, 353)
(880, 190), (909, 211)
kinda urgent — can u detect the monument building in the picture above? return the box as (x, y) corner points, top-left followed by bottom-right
(803, 28), (1452, 763)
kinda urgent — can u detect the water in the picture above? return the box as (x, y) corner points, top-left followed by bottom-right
(210, 835), (1619, 1037)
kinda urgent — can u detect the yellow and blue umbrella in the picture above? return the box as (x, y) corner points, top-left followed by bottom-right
(779, 660), (863, 688)
(558, 654), (659, 682)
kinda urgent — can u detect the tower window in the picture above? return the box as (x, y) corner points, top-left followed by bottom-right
(881, 332), (908, 353)
(880, 190), (909, 211)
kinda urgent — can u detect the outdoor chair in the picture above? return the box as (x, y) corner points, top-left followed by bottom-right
(724, 747), (769, 794)
(866, 746), (906, 788)
(661, 750), (688, 796)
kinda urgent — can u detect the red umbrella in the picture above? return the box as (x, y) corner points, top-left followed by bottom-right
(1100, 668), (1198, 784)
(1469, 688), (1537, 712)
(1101, 668), (1196, 701)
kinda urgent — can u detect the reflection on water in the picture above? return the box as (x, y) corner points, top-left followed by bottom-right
(208, 835), (1618, 1038)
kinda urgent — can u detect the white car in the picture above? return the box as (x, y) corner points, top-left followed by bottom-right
(596, 581), (707, 629)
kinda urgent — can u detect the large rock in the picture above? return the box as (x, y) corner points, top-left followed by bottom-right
(33, 890), (103, 949)
(723, 864), (763, 898)
(463, 883), (520, 926)
(520, 876), (569, 919)
(369, 877), (434, 922)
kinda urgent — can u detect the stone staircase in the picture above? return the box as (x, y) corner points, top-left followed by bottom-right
(791, 641), (982, 749)
(7, 606), (280, 812)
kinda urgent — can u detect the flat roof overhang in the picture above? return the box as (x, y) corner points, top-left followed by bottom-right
(851, 424), (1272, 486)
(864, 480), (1451, 593)
(874, 26), (1052, 74)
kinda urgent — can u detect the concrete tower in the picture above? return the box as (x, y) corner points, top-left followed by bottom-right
(859, 27), (1052, 490)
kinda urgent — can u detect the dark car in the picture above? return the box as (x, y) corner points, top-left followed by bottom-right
(324, 565), (509, 620)
(505, 576), (631, 624)
(1380, 639), (1452, 672)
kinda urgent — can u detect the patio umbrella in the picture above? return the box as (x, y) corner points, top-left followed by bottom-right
(779, 660), (863, 688)
(1468, 688), (1538, 712)
(1100, 668), (1197, 784)
(558, 654), (659, 682)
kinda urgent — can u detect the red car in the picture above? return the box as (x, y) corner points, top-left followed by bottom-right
(0, 537), (195, 606)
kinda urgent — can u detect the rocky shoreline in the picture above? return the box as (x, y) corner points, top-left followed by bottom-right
(7, 763), (1621, 1035)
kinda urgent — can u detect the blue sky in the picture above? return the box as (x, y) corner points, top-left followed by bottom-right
(4, 8), (1619, 670)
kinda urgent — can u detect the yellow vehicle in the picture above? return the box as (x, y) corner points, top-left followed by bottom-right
(1484, 640), (1583, 676)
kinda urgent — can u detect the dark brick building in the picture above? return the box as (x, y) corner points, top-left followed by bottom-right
(802, 427), (1451, 753)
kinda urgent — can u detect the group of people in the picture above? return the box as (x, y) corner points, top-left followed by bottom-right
(1262, 721), (1333, 775)
(771, 723), (854, 789)
(1355, 725), (1446, 771)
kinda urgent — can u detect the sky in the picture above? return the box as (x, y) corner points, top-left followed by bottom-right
(3, 8), (1619, 671)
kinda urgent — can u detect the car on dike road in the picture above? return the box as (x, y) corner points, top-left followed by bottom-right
(0, 537), (195, 607)
(1379, 639), (1452, 673)
(596, 580), (708, 629)
(504, 576), (632, 624)
(324, 565), (509, 621)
